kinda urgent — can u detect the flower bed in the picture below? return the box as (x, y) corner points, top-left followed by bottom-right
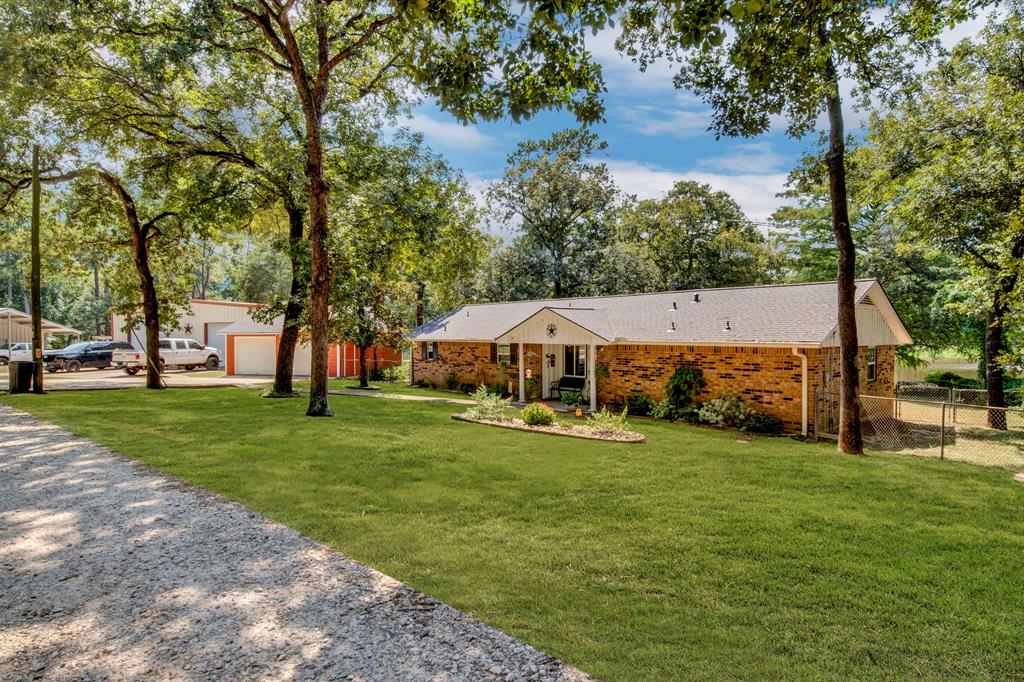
(451, 414), (645, 443)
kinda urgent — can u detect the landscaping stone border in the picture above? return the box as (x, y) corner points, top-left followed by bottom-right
(452, 414), (645, 444)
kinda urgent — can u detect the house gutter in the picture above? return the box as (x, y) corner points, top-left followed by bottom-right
(791, 347), (809, 437)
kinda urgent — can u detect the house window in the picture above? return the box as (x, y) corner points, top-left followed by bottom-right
(867, 347), (877, 381)
(497, 344), (512, 365)
(564, 345), (587, 377)
(421, 342), (437, 361)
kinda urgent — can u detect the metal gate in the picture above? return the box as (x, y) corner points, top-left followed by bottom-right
(814, 350), (839, 439)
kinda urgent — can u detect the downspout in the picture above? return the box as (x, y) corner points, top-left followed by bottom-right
(791, 347), (808, 437)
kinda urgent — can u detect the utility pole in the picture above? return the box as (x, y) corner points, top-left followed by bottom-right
(30, 144), (43, 393)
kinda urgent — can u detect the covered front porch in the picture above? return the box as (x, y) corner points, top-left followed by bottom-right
(496, 306), (611, 410)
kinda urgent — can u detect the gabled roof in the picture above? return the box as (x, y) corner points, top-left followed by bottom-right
(411, 280), (913, 347)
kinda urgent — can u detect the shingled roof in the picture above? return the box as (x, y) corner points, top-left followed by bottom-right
(411, 279), (913, 347)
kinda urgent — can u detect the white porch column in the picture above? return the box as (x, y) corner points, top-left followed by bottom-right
(589, 343), (597, 410)
(518, 341), (525, 402)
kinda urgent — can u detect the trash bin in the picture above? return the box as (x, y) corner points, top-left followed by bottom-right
(8, 361), (35, 394)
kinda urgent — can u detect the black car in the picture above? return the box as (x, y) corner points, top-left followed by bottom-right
(44, 341), (135, 372)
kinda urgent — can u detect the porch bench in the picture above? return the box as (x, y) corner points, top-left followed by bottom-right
(549, 376), (586, 400)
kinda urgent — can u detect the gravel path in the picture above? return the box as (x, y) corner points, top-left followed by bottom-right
(0, 405), (590, 682)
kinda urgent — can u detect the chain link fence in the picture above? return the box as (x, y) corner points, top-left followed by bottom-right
(860, 394), (1024, 471)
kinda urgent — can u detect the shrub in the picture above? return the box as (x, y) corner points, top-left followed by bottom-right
(678, 406), (703, 424)
(742, 412), (784, 434)
(586, 406), (631, 434)
(465, 386), (512, 421)
(561, 391), (583, 408)
(522, 402), (556, 426)
(458, 382), (477, 394)
(651, 398), (676, 421)
(626, 394), (655, 416)
(922, 370), (981, 389)
(665, 365), (705, 409)
(697, 393), (757, 429)
(525, 377), (541, 401)
(442, 372), (458, 390)
(381, 364), (407, 384)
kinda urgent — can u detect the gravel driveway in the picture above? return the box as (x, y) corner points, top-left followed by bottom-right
(0, 405), (590, 681)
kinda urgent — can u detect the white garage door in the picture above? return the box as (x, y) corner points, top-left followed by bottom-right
(233, 336), (319, 376)
(205, 322), (231, 368)
(292, 342), (312, 376)
(234, 336), (276, 375)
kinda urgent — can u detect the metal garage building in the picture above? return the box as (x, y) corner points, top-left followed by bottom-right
(221, 317), (402, 378)
(110, 299), (260, 367)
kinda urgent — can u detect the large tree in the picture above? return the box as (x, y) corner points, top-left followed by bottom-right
(488, 128), (619, 298)
(867, 12), (1024, 423)
(617, 180), (778, 290)
(616, 0), (975, 453)
(197, 0), (609, 416)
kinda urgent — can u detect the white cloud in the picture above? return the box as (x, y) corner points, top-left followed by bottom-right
(605, 159), (790, 224)
(620, 104), (711, 138)
(585, 27), (680, 93)
(399, 112), (497, 151)
(699, 141), (788, 174)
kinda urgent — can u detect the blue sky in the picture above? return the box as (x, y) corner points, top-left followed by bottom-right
(400, 18), (990, 226)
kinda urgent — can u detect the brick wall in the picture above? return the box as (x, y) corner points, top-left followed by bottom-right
(597, 344), (807, 431)
(413, 340), (896, 434)
(412, 341), (544, 397)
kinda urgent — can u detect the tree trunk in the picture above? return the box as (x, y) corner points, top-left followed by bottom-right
(359, 344), (369, 388)
(821, 49), (863, 455)
(415, 280), (425, 327)
(302, 111), (332, 416)
(99, 170), (163, 390)
(984, 298), (1008, 429)
(272, 205), (305, 396)
(30, 145), (43, 393)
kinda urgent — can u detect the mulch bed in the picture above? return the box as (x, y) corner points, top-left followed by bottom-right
(452, 414), (645, 443)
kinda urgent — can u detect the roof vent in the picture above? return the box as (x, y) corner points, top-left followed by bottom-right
(668, 321), (676, 332)
(693, 293), (700, 303)
(466, 310), (470, 316)
(671, 301), (678, 310)
(443, 324), (447, 332)
(723, 320), (731, 331)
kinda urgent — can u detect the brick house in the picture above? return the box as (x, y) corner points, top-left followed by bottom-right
(411, 280), (911, 436)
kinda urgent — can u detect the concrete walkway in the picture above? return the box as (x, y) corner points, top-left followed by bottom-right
(332, 389), (475, 405)
(0, 405), (588, 681)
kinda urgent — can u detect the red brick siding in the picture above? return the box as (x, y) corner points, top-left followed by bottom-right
(412, 341), (543, 396)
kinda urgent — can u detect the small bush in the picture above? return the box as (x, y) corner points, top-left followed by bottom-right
(665, 365), (706, 409)
(742, 412), (784, 434)
(626, 394), (655, 416)
(698, 393), (757, 429)
(465, 386), (512, 421)
(380, 364), (407, 384)
(525, 377), (541, 401)
(561, 391), (583, 408)
(458, 382), (477, 394)
(586, 406), (631, 434)
(442, 372), (458, 390)
(922, 370), (981, 389)
(522, 402), (556, 426)
(651, 399), (676, 421)
(678, 406), (703, 424)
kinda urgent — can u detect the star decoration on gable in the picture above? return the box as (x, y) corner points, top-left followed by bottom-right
(546, 323), (558, 338)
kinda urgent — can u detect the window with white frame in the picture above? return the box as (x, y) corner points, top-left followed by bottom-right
(563, 345), (587, 377)
(421, 341), (437, 361)
(497, 344), (512, 364)
(866, 347), (877, 381)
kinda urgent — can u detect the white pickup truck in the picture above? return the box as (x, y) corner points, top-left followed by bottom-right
(112, 338), (221, 375)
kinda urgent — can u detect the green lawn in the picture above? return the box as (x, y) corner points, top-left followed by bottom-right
(296, 379), (471, 400)
(4, 388), (1023, 680)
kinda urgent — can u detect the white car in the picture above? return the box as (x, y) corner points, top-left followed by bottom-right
(1, 343), (34, 364)
(112, 338), (220, 375)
